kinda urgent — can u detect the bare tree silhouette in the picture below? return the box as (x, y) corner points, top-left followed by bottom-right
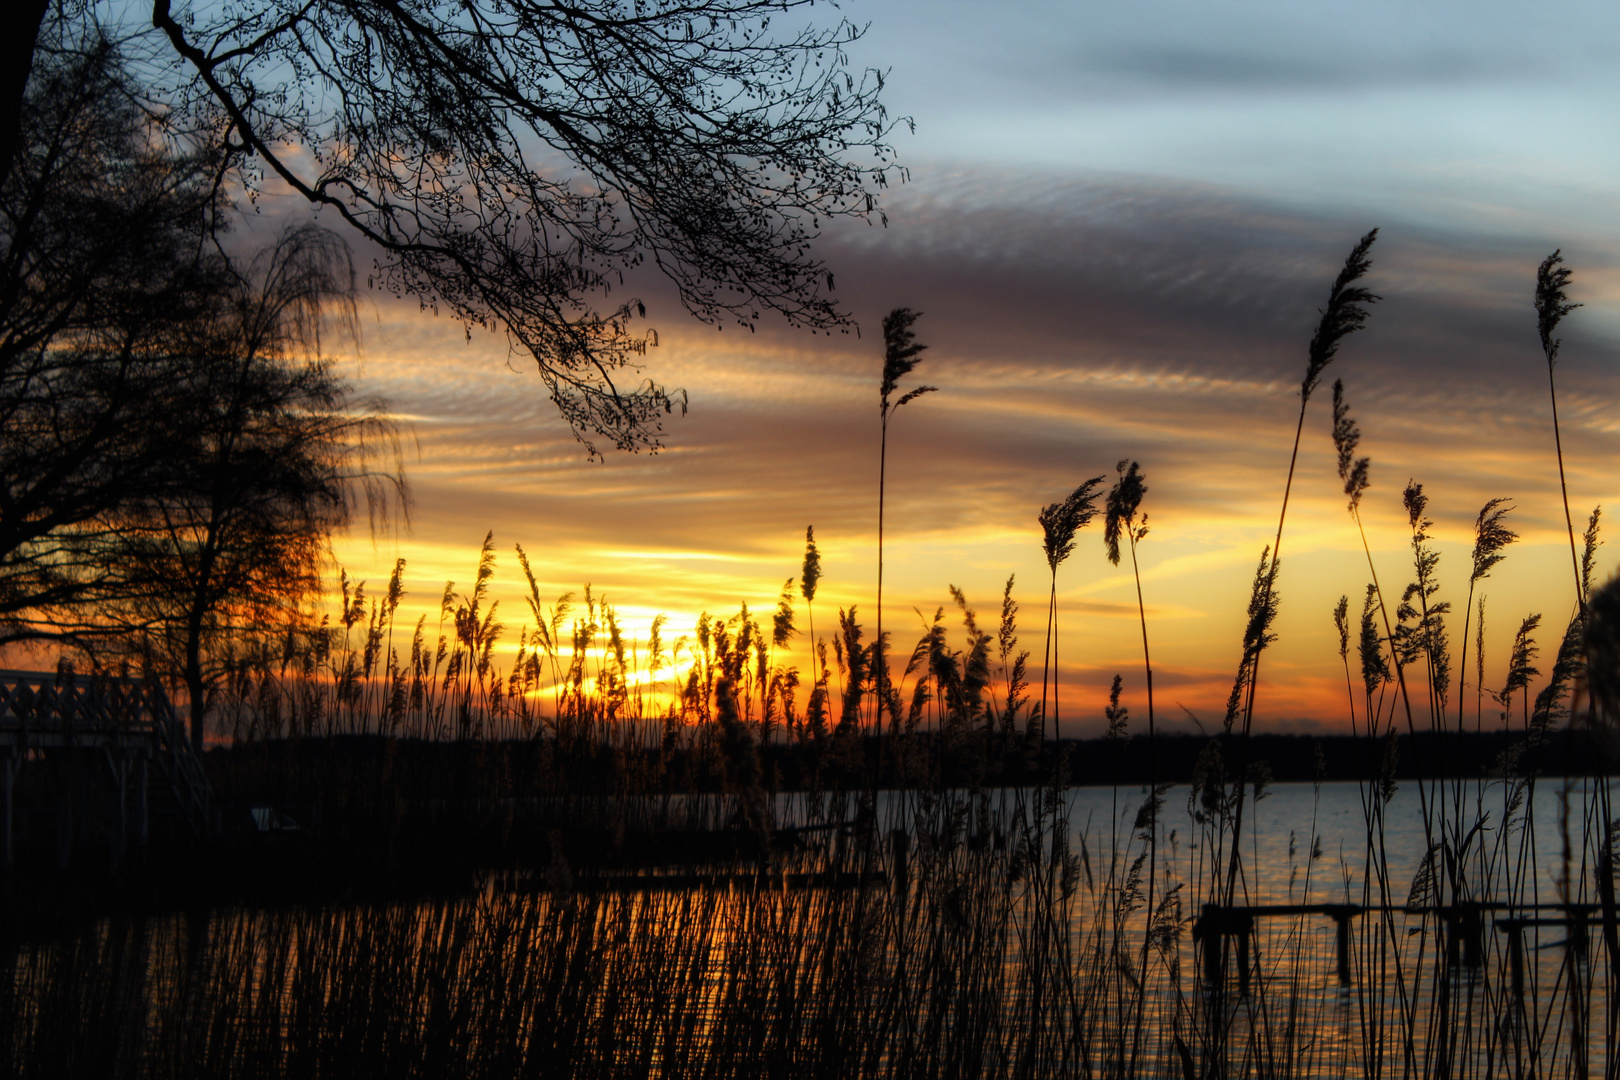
(1, 36), (405, 748)
(0, 31), (224, 642)
(105, 227), (407, 750)
(6, 1), (905, 454)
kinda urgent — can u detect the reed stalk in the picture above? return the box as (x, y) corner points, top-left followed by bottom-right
(1224, 230), (1379, 907)
(876, 309), (934, 733)
(1035, 478), (1103, 746)
(1536, 251), (1587, 615)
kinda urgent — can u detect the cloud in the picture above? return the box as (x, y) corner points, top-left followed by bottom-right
(356, 167), (1620, 568)
(858, 0), (1620, 103)
(328, 162), (1620, 731)
(1085, 46), (1500, 93)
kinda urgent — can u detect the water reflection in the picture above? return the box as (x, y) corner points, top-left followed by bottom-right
(2, 780), (1615, 1077)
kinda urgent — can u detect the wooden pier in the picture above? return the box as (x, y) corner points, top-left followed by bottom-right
(1194, 899), (1618, 990)
(0, 670), (213, 871)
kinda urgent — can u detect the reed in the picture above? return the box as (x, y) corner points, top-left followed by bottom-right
(7, 240), (1620, 1080)
(1220, 230), (1380, 924)
(875, 309), (935, 733)
(1537, 251), (1587, 613)
(1035, 478), (1105, 746)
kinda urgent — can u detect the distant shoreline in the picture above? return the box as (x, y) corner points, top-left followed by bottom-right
(198, 728), (1619, 793)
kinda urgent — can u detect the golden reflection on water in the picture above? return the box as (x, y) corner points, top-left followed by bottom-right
(5, 780), (1618, 1077)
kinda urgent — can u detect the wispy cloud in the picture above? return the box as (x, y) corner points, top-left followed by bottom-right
(329, 162), (1620, 734)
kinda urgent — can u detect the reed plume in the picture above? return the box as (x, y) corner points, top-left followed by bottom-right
(1224, 231), (1378, 902)
(1103, 460), (1151, 737)
(799, 526), (829, 733)
(801, 526), (821, 658)
(1105, 458), (1158, 1071)
(768, 577), (796, 728)
(1498, 614), (1543, 723)
(773, 582), (796, 649)
(1328, 379), (1422, 770)
(1224, 548), (1280, 736)
(1360, 584), (1391, 707)
(1244, 231), (1379, 721)
(1334, 594), (1358, 734)
(1034, 476), (1104, 744)
(1536, 250), (1586, 613)
(1474, 597), (1486, 730)
(1455, 498), (1516, 732)
(1396, 483), (1451, 717)
(1532, 510), (1602, 731)
(1331, 379), (1370, 513)
(837, 605), (866, 732)
(876, 309), (934, 730)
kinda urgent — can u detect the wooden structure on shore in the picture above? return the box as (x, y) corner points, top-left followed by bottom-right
(0, 670), (213, 871)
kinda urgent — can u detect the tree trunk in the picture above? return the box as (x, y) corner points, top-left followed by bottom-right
(186, 636), (206, 753)
(0, 0), (50, 191)
(185, 578), (210, 752)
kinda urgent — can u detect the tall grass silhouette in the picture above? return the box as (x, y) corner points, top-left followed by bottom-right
(1537, 251), (1587, 614)
(875, 308), (935, 732)
(1035, 477), (1104, 745)
(6, 237), (1620, 1080)
(1223, 229), (1380, 907)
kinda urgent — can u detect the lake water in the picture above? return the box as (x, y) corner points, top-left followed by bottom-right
(1064, 777), (1611, 904)
(1057, 777), (1620, 1079)
(5, 777), (1617, 1077)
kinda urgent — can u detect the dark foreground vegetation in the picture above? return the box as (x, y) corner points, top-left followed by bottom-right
(6, 216), (1620, 1078)
(18, 725), (1619, 884)
(192, 726), (1620, 803)
(5, 721), (1620, 1079)
(15, 725), (1615, 922)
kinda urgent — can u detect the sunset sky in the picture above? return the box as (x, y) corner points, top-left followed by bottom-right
(303, 0), (1620, 735)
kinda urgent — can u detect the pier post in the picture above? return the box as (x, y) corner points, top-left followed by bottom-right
(1504, 920), (1527, 1070)
(1333, 911), (1352, 987)
(1236, 921), (1251, 995)
(891, 828), (908, 930)
(1198, 904), (1224, 989)
(105, 751), (125, 869)
(54, 768), (72, 870)
(1461, 903), (1484, 969)
(1570, 918), (1589, 1080)
(132, 752), (148, 847)
(1505, 923), (1525, 1000)
(0, 751), (14, 872)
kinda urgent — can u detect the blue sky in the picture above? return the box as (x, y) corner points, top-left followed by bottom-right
(852, 0), (1620, 242)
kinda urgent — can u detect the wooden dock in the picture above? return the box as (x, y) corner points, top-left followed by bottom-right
(0, 669), (212, 871)
(1194, 899), (1620, 991)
